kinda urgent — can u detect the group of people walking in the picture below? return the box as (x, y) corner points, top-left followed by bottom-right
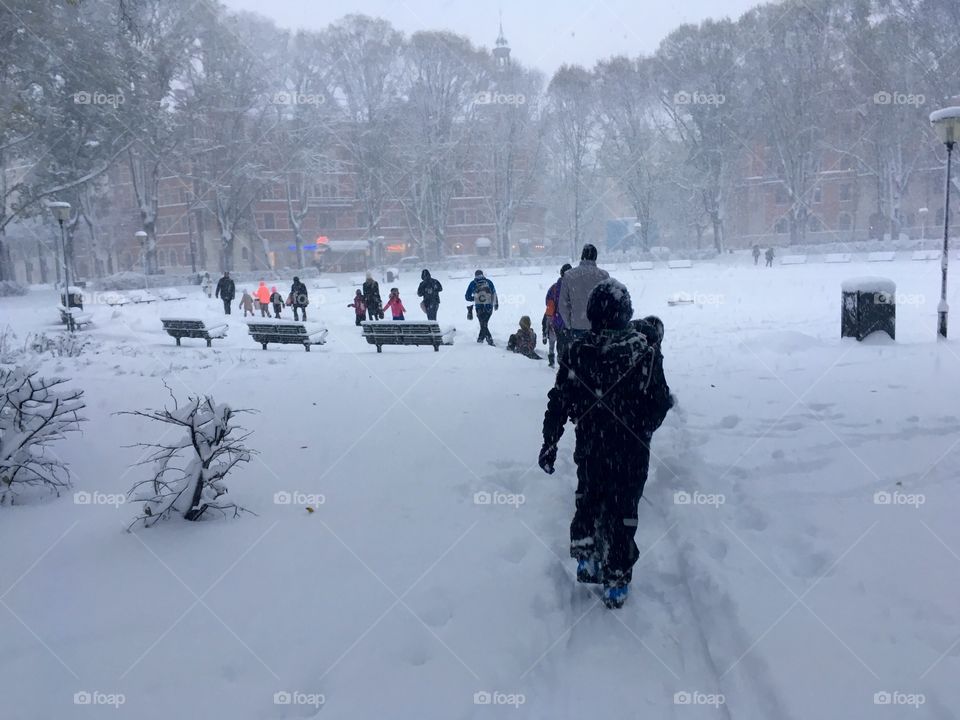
(213, 272), (309, 320)
(752, 244), (776, 267)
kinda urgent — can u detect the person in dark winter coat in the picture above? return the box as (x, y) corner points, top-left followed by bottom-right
(508, 316), (542, 359)
(417, 269), (443, 320)
(348, 289), (367, 326)
(290, 276), (309, 321)
(269, 286), (283, 319)
(464, 269), (498, 345)
(215, 272), (235, 315)
(765, 247), (775, 267)
(559, 244), (610, 348)
(539, 278), (673, 609)
(752, 244), (761, 265)
(542, 263), (572, 367)
(362, 272), (383, 321)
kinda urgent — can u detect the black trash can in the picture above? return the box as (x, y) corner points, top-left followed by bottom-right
(386, 270), (395, 282)
(60, 288), (84, 310)
(841, 277), (895, 341)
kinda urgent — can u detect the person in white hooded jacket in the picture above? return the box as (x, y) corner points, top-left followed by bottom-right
(559, 244), (610, 336)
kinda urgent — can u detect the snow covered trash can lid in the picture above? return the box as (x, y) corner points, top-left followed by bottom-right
(840, 277), (896, 294)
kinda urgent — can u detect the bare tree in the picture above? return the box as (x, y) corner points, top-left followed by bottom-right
(122, 391), (254, 528)
(0, 368), (86, 504)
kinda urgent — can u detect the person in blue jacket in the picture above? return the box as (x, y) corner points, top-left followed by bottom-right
(464, 269), (498, 345)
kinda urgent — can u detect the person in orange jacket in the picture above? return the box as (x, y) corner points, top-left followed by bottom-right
(255, 281), (271, 317)
(383, 287), (406, 320)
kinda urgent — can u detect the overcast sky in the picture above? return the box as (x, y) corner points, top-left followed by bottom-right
(220, 0), (763, 75)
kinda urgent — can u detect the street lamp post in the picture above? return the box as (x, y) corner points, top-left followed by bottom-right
(918, 207), (928, 242)
(135, 230), (148, 276)
(930, 107), (960, 339)
(47, 201), (75, 332)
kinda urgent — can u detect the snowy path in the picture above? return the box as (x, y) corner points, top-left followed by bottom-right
(2, 260), (960, 718)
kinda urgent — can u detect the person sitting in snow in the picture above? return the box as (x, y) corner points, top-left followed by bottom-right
(238, 289), (255, 317)
(507, 316), (542, 360)
(538, 279), (673, 609)
(269, 286), (284, 319)
(383, 287), (406, 321)
(348, 289), (367, 326)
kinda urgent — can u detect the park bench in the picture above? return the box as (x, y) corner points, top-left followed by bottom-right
(362, 321), (455, 352)
(246, 321), (328, 351)
(160, 318), (228, 347)
(56, 305), (93, 328)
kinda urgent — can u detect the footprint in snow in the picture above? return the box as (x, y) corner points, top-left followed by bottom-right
(720, 415), (741, 429)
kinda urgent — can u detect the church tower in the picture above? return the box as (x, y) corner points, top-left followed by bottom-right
(493, 14), (510, 71)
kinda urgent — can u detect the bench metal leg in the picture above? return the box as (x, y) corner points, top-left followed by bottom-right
(206, 338), (213, 347)
(304, 344), (310, 352)
(261, 343), (268, 350)
(176, 336), (181, 346)
(376, 345), (382, 353)
(433, 344), (439, 351)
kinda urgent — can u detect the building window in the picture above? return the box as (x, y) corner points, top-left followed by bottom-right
(812, 186), (823, 204)
(838, 212), (852, 231)
(263, 213), (275, 230)
(809, 216), (823, 232)
(357, 212), (368, 229)
(775, 185), (788, 205)
(241, 247), (249, 260)
(775, 218), (788, 234)
(454, 209), (466, 225)
(839, 183), (851, 202)
(316, 212), (335, 229)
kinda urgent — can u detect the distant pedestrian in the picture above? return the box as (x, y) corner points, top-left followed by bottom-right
(765, 247), (775, 267)
(417, 269), (443, 321)
(559, 243), (609, 343)
(465, 269), (498, 345)
(363, 272), (383, 321)
(508, 316), (542, 360)
(238, 289), (254, 317)
(215, 271), (235, 315)
(201, 272), (213, 298)
(269, 286), (283, 319)
(752, 244), (761, 266)
(255, 281), (271, 317)
(348, 289), (367, 326)
(289, 276), (309, 321)
(543, 263), (572, 368)
(383, 287), (406, 321)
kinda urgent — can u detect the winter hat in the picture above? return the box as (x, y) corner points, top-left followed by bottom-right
(475, 269), (484, 277)
(633, 315), (664, 346)
(355, 289), (363, 295)
(519, 315), (532, 329)
(581, 244), (598, 262)
(421, 269), (431, 280)
(586, 278), (633, 331)
(271, 286), (277, 292)
(293, 276), (300, 283)
(560, 263), (572, 276)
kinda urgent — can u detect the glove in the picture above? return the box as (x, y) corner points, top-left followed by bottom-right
(494, 303), (499, 311)
(538, 444), (557, 474)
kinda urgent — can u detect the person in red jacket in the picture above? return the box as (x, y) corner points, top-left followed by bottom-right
(255, 281), (271, 317)
(348, 289), (367, 326)
(383, 287), (406, 320)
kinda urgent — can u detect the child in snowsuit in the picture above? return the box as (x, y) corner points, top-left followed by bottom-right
(256, 281), (271, 317)
(383, 288), (406, 321)
(539, 279), (673, 609)
(542, 263), (572, 367)
(269, 286), (283, 319)
(508, 316), (542, 359)
(238, 289), (255, 317)
(348, 289), (367, 326)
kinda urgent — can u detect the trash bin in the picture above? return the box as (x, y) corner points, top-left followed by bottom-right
(841, 277), (895, 340)
(60, 287), (84, 310)
(386, 270), (395, 283)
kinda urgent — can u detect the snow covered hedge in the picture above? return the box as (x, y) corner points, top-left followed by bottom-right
(0, 368), (86, 503)
(123, 391), (255, 528)
(0, 280), (27, 297)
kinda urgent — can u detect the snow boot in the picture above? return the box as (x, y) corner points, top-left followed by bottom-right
(602, 583), (629, 609)
(486, 337), (495, 346)
(548, 352), (555, 368)
(576, 557), (602, 584)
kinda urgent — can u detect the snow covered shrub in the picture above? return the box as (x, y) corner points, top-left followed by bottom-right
(0, 368), (86, 504)
(97, 272), (148, 291)
(123, 391), (255, 528)
(0, 280), (27, 297)
(26, 332), (92, 358)
(0, 326), (20, 365)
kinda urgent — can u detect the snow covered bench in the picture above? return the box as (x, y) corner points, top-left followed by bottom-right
(155, 287), (187, 301)
(362, 321), (455, 353)
(867, 251), (896, 262)
(160, 318), (228, 347)
(912, 250), (941, 261)
(57, 306), (93, 328)
(630, 261), (654, 271)
(246, 321), (327, 351)
(667, 259), (693, 269)
(824, 253), (852, 263)
(780, 255), (807, 265)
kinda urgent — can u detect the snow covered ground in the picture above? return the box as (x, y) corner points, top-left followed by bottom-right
(2, 258), (960, 719)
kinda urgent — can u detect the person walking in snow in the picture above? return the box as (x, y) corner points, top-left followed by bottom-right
(765, 246), (775, 267)
(290, 276), (309, 321)
(201, 272), (213, 298)
(542, 263), (572, 368)
(417, 269), (443, 321)
(383, 287), (406, 320)
(362, 271), (383, 321)
(752, 244), (761, 266)
(559, 244), (610, 347)
(465, 269), (498, 345)
(215, 271), (235, 315)
(348, 289), (367, 326)
(269, 286), (283, 319)
(238, 289), (255, 317)
(507, 316), (542, 360)
(539, 279), (673, 609)
(255, 280), (271, 317)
